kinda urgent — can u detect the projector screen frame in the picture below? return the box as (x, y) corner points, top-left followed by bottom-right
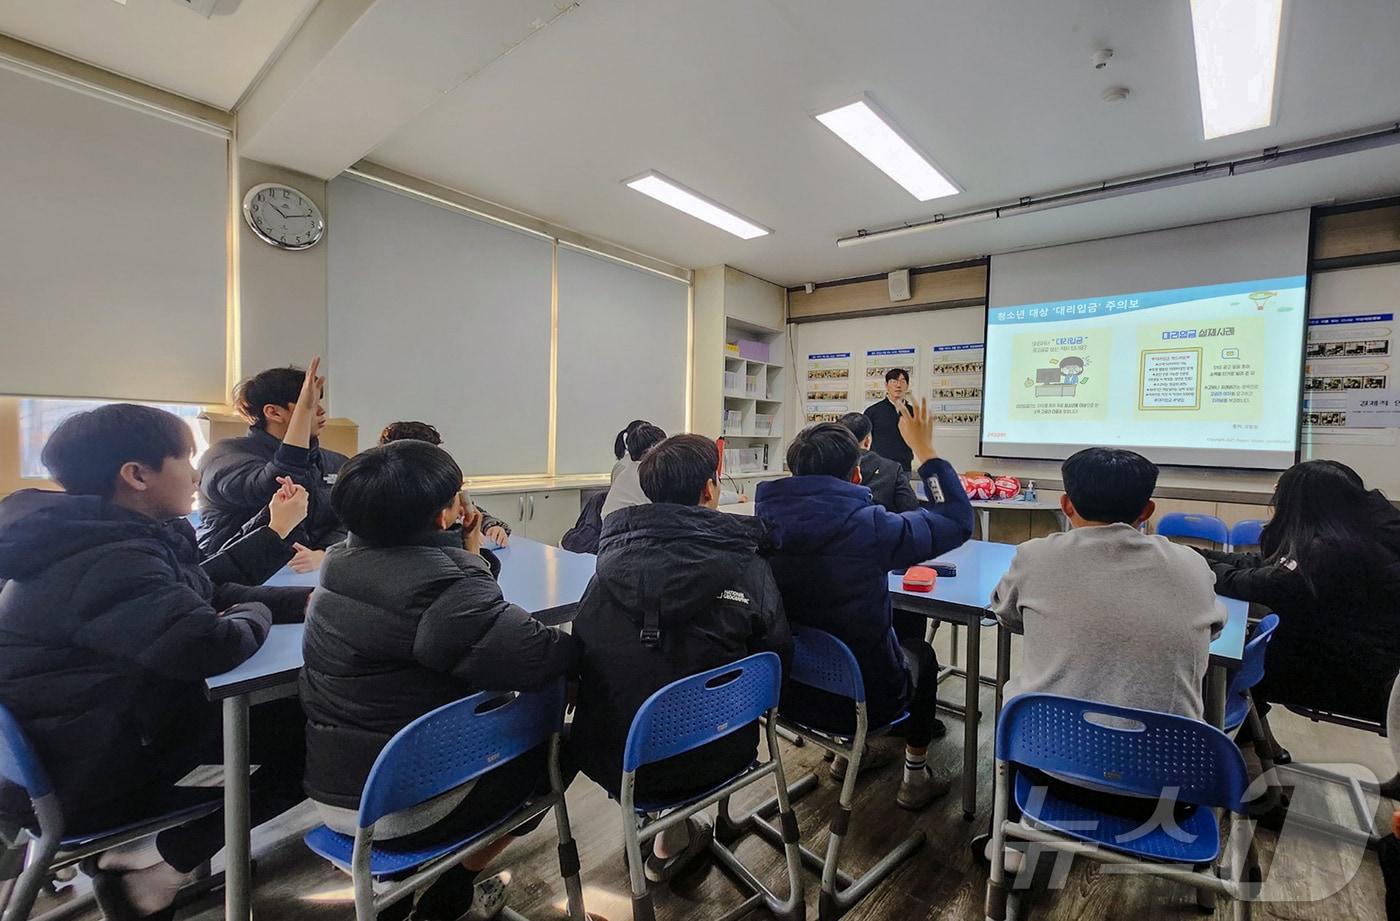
(975, 214), (1315, 473)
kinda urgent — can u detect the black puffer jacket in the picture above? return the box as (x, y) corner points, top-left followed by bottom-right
(300, 531), (579, 808)
(571, 503), (792, 800)
(857, 450), (920, 512)
(1199, 491), (1400, 721)
(197, 427), (348, 555)
(0, 490), (306, 817)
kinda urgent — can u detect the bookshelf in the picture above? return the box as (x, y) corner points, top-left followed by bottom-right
(721, 318), (786, 477)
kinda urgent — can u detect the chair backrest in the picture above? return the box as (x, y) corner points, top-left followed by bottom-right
(358, 681), (565, 827)
(786, 626), (866, 703)
(622, 652), (781, 774)
(1228, 518), (1266, 551)
(1228, 613), (1279, 697)
(1155, 512), (1229, 546)
(996, 693), (1251, 812)
(0, 703), (51, 800)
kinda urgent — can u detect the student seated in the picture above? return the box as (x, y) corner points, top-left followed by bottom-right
(572, 434), (791, 880)
(756, 400), (972, 810)
(600, 422), (666, 520)
(839, 412), (919, 512)
(300, 440), (579, 920)
(379, 420), (512, 546)
(0, 404), (313, 921)
(977, 447), (1223, 864)
(197, 357), (347, 571)
(991, 447), (1222, 718)
(1196, 460), (1400, 750)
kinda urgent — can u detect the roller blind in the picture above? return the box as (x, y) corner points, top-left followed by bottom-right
(556, 246), (689, 474)
(327, 176), (553, 474)
(0, 65), (229, 403)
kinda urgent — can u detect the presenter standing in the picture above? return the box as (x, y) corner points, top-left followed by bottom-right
(864, 368), (915, 470)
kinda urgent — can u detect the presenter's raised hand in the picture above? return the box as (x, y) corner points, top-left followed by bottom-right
(898, 397), (938, 466)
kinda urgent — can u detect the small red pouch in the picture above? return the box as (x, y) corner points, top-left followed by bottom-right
(902, 565), (937, 593)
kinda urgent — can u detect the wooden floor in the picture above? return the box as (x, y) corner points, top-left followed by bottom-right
(33, 634), (1395, 921)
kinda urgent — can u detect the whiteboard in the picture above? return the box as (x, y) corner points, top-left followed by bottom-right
(1302, 262), (1400, 497)
(555, 246), (689, 474)
(327, 176), (553, 474)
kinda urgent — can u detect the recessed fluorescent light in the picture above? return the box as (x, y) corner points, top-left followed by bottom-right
(624, 172), (769, 239)
(815, 97), (959, 201)
(1190, 0), (1283, 139)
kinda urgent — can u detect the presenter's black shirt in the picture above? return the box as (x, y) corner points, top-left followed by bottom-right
(863, 398), (914, 470)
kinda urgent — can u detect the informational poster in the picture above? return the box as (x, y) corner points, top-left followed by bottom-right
(929, 342), (984, 428)
(864, 347), (916, 402)
(805, 351), (853, 423)
(1303, 312), (1394, 430)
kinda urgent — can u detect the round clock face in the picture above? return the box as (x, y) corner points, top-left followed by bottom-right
(242, 183), (324, 250)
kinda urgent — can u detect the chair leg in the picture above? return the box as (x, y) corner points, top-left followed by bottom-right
(622, 814), (654, 921)
(5, 800), (60, 921)
(985, 759), (1011, 921)
(551, 800), (587, 921)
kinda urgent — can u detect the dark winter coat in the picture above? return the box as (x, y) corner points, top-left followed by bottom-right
(0, 490), (305, 817)
(858, 450), (920, 512)
(300, 530), (579, 808)
(1198, 491), (1400, 721)
(196, 427), (348, 555)
(755, 458), (973, 729)
(863, 399), (915, 470)
(570, 503), (792, 801)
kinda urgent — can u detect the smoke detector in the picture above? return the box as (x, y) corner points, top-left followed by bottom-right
(1092, 48), (1114, 70)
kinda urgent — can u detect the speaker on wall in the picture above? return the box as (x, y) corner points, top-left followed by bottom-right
(888, 268), (911, 302)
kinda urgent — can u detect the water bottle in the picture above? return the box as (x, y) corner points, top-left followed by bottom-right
(1024, 480), (1037, 503)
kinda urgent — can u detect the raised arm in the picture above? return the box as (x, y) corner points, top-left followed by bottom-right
(874, 399), (974, 566)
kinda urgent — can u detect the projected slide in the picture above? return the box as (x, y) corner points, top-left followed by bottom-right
(981, 276), (1308, 469)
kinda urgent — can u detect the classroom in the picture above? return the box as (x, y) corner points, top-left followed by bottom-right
(1, 2), (1398, 920)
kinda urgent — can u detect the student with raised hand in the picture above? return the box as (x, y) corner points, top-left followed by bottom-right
(0, 404), (314, 921)
(862, 368), (915, 471)
(300, 439), (580, 921)
(1197, 460), (1400, 756)
(838, 412), (920, 512)
(379, 420), (512, 546)
(756, 399), (972, 810)
(197, 357), (348, 570)
(572, 434), (791, 881)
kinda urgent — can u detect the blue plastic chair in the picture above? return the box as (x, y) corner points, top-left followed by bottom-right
(1155, 512), (1230, 547)
(1228, 519), (1267, 552)
(1224, 614), (1279, 733)
(618, 652), (803, 921)
(751, 627), (925, 921)
(303, 682), (587, 921)
(0, 704), (221, 921)
(986, 694), (1257, 921)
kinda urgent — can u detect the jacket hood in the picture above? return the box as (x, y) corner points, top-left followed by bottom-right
(0, 490), (169, 580)
(754, 475), (872, 552)
(595, 503), (770, 628)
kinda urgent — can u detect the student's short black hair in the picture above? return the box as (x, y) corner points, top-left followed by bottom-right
(838, 412), (872, 443)
(614, 419), (649, 460)
(1059, 356), (1085, 372)
(379, 421), (442, 446)
(42, 403), (192, 498)
(1060, 447), (1158, 525)
(884, 368), (910, 384)
(331, 440), (463, 545)
(232, 367), (307, 428)
(626, 423), (667, 461)
(787, 423), (861, 479)
(639, 434), (718, 505)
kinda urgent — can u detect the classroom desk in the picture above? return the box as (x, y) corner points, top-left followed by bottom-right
(889, 539), (1249, 820)
(206, 538), (597, 921)
(912, 480), (1069, 537)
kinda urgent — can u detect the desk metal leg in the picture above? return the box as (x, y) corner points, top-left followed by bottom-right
(962, 621), (981, 821)
(948, 623), (961, 669)
(1205, 665), (1227, 730)
(979, 509), (991, 541)
(994, 624), (1011, 718)
(223, 696), (252, 921)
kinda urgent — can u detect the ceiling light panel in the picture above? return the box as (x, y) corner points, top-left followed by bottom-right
(1190, 0), (1284, 139)
(815, 97), (960, 201)
(624, 172), (769, 239)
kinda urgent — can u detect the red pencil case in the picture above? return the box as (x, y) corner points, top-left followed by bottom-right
(902, 566), (937, 592)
